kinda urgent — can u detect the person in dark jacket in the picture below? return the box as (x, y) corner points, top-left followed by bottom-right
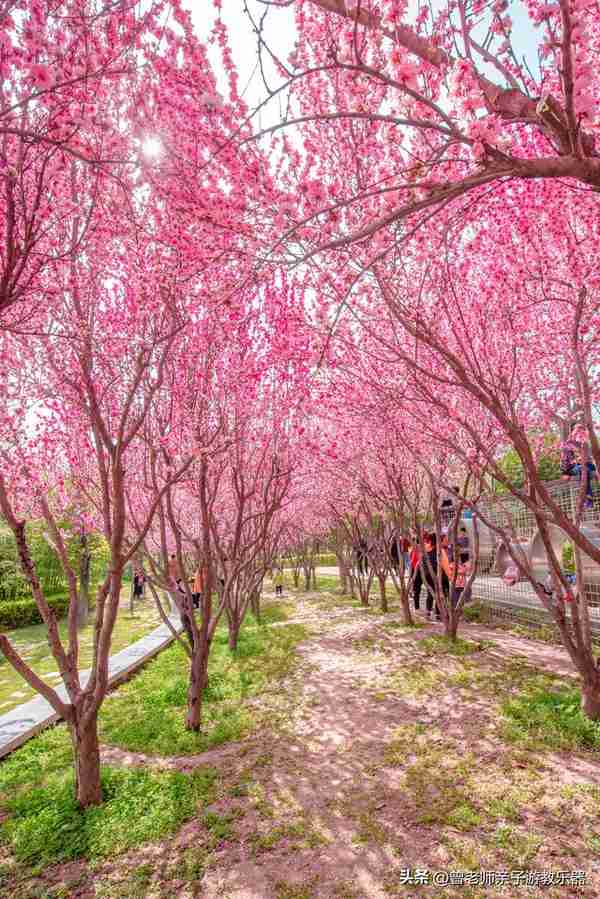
(355, 538), (369, 575)
(421, 533), (448, 621)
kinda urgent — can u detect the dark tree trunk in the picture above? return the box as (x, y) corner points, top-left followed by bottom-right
(78, 536), (91, 629)
(70, 710), (102, 807)
(378, 574), (388, 612)
(250, 589), (260, 622)
(336, 555), (348, 593)
(581, 678), (600, 719)
(228, 618), (241, 651)
(445, 614), (459, 641)
(186, 652), (203, 732)
(400, 589), (414, 627)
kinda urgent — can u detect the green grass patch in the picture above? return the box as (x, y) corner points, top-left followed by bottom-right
(383, 723), (427, 766)
(274, 877), (318, 899)
(501, 685), (600, 751)
(403, 750), (481, 831)
(487, 824), (542, 867)
(249, 817), (328, 854)
(99, 613), (307, 755)
(418, 636), (494, 656)
(0, 741), (216, 865)
(388, 666), (445, 697)
(379, 619), (422, 631)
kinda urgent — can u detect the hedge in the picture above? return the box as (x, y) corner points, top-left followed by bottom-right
(0, 594), (71, 629)
(0, 588), (100, 630)
(283, 553), (338, 567)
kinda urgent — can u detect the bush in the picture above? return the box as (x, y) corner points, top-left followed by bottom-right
(0, 593), (70, 629)
(0, 587), (100, 630)
(284, 553), (337, 568)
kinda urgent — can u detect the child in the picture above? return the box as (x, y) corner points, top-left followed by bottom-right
(274, 567), (284, 597)
(457, 527), (470, 563)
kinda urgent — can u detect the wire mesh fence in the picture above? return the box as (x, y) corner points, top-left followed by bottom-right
(469, 478), (600, 630)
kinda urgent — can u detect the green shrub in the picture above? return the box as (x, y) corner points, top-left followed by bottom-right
(502, 686), (600, 751)
(0, 583), (102, 630)
(493, 442), (561, 493)
(0, 593), (70, 629)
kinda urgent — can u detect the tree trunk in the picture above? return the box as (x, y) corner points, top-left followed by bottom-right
(400, 589), (414, 627)
(228, 619), (240, 651)
(311, 566), (317, 589)
(378, 574), (388, 612)
(581, 679), (600, 719)
(337, 555), (348, 593)
(186, 651), (203, 732)
(348, 573), (357, 599)
(303, 571), (310, 591)
(445, 615), (459, 641)
(293, 570), (299, 589)
(129, 571), (135, 617)
(70, 711), (102, 808)
(251, 589), (260, 622)
(78, 539), (91, 629)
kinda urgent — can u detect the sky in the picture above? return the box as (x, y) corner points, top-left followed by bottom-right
(188, 0), (542, 100)
(188, 0), (298, 129)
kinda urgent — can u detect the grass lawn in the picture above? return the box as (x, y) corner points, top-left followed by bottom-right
(0, 593), (163, 713)
(99, 604), (307, 756)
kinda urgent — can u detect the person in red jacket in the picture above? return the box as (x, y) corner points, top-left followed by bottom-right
(410, 540), (423, 611)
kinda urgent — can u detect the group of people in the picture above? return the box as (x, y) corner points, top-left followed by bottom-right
(167, 554), (228, 609)
(409, 529), (471, 620)
(351, 527), (472, 620)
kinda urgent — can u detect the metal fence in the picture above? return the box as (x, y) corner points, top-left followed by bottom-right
(469, 478), (600, 631)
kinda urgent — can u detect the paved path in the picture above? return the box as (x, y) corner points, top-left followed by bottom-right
(0, 610), (182, 758)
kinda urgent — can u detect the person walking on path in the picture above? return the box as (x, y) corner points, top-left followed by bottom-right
(274, 566), (284, 597)
(192, 562), (207, 609)
(410, 541), (423, 611)
(169, 553), (195, 645)
(440, 537), (470, 611)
